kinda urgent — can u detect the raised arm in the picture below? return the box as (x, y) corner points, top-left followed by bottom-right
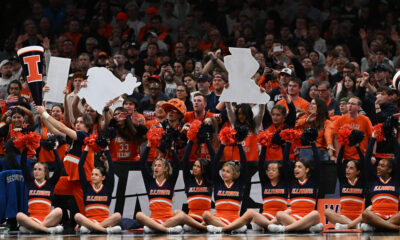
(48, 150), (62, 186)
(36, 105), (78, 140)
(285, 100), (296, 128)
(19, 148), (32, 183)
(104, 149), (115, 192)
(311, 142), (321, 187)
(364, 137), (376, 178)
(254, 104), (266, 133)
(226, 102), (236, 126)
(212, 144), (225, 183)
(139, 146), (153, 183)
(283, 142), (292, 181)
(169, 149), (180, 185)
(78, 149), (91, 189)
(336, 146), (345, 182)
(182, 140), (194, 185)
(258, 146), (267, 185)
(237, 143), (248, 184)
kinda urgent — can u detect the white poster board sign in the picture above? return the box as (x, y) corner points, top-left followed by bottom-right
(43, 56), (71, 103)
(219, 47), (270, 104)
(77, 67), (141, 113)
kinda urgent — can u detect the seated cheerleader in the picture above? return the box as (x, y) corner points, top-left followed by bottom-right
(135, 140), (185, 233)
(325, 144), (365, 229)
(180, 132), (215, 232)
(204, 141), (248, 233)
(74, 145), (122, 234)
(360, 130), (400, 231)
(16, 144), (63, 234)
(268, 140), (323, 233)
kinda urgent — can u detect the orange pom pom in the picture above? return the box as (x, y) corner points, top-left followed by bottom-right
(146, 126), (165, 147)
(187, 120), (201, 141)
(257, 130), (273, 147)
(218, 127), (237, 145)
(373, 123), (385, 142)
(84, 134), (102, 152)
(338, 124), (352, 146)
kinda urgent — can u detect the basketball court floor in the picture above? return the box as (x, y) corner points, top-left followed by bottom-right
(3, 230), (400, 240)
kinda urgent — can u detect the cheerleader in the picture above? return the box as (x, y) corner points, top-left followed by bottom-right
(74, 146), (122, 233)
(135, 144), (185, 233)
(16, 146), (63, 233)
(325, 145), (365, 229)
(360, 131), (400, 231)
(204, 143), (248, 233)
(35, 105), (94, 214)
(268, 141), (323, 233)
(180, 137), (215, 231)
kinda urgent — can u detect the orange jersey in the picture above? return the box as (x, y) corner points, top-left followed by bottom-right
(222, 123), (259, 162)
(109, 133), (140, 161)
(296, 117), (333, 149)
(184, 111), (215, 123)
(276, 97), (309, 114)
(333, 114), (372, 160)
(264, 123), (284, 161)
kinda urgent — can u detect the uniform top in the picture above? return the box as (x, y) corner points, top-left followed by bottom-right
(336, 145), (365, 199)
(140, 146), (180, 201)
(20, 148), (62, 206)
(182, 140), (215, 198)
(79, 150), (114, 208)
(212, 144), (247, 207)
(364, 137), (400, 214)
(258, 146), (289, 201)
(66, 131), (89, 158)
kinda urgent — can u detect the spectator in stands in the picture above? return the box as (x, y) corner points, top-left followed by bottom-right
(276, 78), (309, 113)
(317, 81), (341, 116)
(186, 35), (203, 62)
(139, 77), (168, 119)
(0, 60), (15, 96)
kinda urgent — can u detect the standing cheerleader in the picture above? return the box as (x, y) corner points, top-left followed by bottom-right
(268, 141), (323, 233)
(325, 144), (365, 229)
(16, 146), (63, 233)
(74, 146), (122, 233)
(204, 143), (248, 233)
(360, 131), (400, 231)
(180, 137), (215, 231)
(135, 143), (185, 233)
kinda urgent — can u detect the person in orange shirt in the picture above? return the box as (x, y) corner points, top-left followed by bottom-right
(276, 78), (309, 114)
(199, 28), (228, 55)
(296, 97), (333, 161)
(333, 97), (372, 160)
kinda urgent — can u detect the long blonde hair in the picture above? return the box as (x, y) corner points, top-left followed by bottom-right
(152, 157), (173, 178)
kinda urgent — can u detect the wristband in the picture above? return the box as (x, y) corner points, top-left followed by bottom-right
(42, 112), (50, 119)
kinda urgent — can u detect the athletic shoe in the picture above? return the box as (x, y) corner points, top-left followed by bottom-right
(251, 222), (264, 231)
(267, 224), (285, 233)
(361, 223), (375, 232)
(47, 225), (63, 234)
(80, 226), (91, 234)
(334, 223), (348, 230)
(183, 224), (199, 233)
(106, 226), (122, 234)
(309, 223), (324, 233)
(143, 226), (156, 233)
(166, 225), (183, 234)
(19, 226), (34, 234)
(231, 225), (247, 233)
(207, 225), (222, 233)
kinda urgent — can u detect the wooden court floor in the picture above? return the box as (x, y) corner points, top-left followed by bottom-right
(3, 231), (400, 240)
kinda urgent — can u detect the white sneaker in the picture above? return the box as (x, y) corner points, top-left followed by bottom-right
(207, 225), (222, 233)
(166, 225), (182, 234)
(251, 222), (264, 231)
(47, 225), (63, 234)
(143, 226), (156, 233)
(231, 225), (247, 233)
(309, 223), (324, 233)
(267, 224), (285, 233)
(106, 226), (122, 234)
(361, 223), (375, 232)
(19, 226), (34, 234)
(334, 223), (348, 230)
(80, 226), (91, 234)
(183, 224), (198, 233)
